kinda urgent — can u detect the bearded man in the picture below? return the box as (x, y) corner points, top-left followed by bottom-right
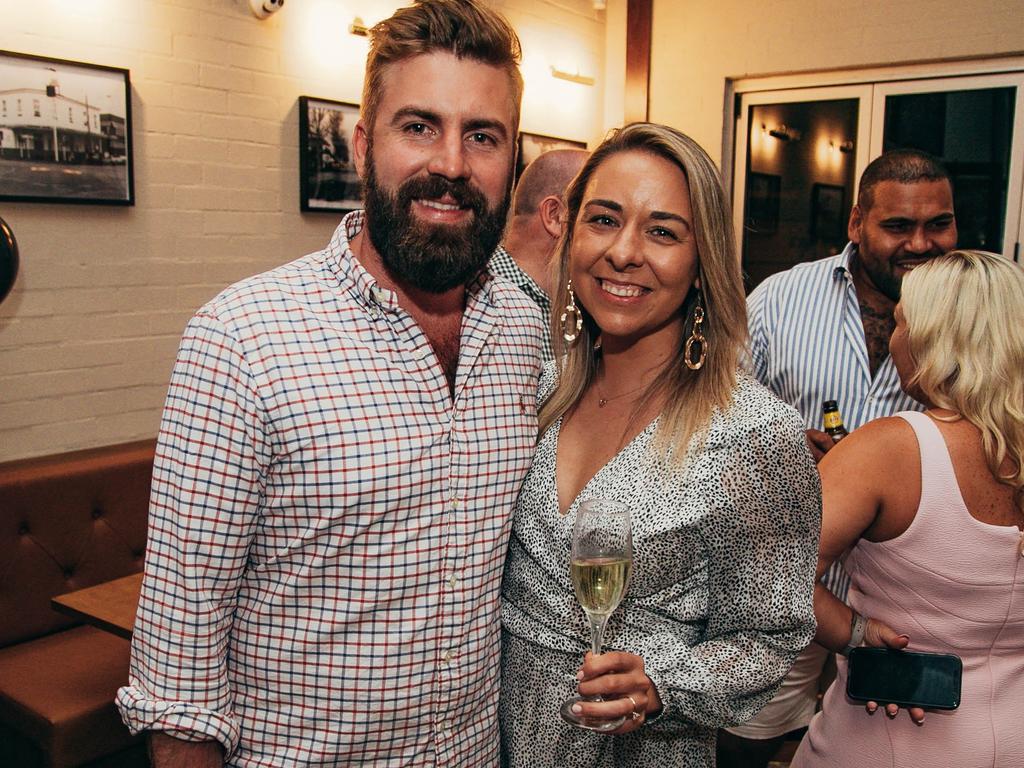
(117, 2), (542, 766)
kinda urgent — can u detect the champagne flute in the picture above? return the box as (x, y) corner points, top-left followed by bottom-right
(559, 498), (634, 731)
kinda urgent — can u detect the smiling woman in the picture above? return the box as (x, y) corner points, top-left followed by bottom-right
(568, 150), (699, 357)
(499, 123), (822, 768)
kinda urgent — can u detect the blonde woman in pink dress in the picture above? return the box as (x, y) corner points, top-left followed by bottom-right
(792, 249), (1024, 767)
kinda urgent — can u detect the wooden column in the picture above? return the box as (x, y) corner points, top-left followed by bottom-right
(624, 0), (653, 123)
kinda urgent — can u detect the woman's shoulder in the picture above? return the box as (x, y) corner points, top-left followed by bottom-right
(714, 372), (805, 436)
(830, 413), (918, 464)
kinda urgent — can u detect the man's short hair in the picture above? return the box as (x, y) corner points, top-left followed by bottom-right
(857, 149), (952, 210)
(361, 0), (524, 134)
(512, 149), (589, 216)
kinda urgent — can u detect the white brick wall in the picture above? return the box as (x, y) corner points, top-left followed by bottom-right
(0, 0), (606, 461)
(650, 0), (1024, 166)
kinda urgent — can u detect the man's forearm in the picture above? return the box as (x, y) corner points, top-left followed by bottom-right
(149, 732), (223, 768)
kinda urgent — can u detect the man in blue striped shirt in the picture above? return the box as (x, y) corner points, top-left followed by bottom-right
(719, 149), (957, 768)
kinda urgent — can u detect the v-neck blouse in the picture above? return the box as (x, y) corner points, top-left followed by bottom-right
(501, 367), (822, 734)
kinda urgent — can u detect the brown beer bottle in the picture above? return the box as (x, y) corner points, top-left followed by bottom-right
(822, 400), (849, 442)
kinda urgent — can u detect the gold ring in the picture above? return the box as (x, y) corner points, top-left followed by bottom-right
(626, 694), (641, 719)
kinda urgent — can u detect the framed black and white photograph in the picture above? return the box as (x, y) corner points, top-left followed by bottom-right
(299, 96), (361, 213)
(745, 172), (781, 234)
(811, 183), (846, 240)
(0, 50), (133, 205)
(517, 132), (586, 182)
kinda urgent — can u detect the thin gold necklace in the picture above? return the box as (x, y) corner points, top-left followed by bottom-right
(594, 367), (646, 408)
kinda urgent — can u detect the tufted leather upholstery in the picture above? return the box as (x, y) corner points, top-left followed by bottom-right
(0, 439), (155, 767)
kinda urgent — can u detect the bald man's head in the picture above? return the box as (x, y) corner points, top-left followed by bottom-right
(512, 148), (589, 217)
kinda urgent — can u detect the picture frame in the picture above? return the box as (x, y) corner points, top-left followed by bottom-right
(516, 132), (587, 183)
(299, 96), (361, 213)
(744, 172), (781, 234)
(811, 183), (846, 240)
(0, 50), (133, 205)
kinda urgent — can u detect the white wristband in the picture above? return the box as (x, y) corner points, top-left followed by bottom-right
(841, 611), (867, 656)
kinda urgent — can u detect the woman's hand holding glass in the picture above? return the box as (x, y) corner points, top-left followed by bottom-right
(574, 650), (663, 734)
(561, 499), (655, 733)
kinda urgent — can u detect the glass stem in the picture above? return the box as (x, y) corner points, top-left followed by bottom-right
(588, 613), (609, 656)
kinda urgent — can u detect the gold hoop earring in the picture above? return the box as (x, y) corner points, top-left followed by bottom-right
(560, 281), (583, 344)
(684, 302), (707, 371)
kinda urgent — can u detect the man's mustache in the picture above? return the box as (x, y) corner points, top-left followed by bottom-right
(395, 175), (488, 217)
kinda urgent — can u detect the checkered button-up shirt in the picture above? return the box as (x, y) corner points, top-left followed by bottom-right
(487, 246), (552, 362)
(117, 212), (543, 767)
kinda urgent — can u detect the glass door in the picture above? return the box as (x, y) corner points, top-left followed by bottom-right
(732, 86), (872, 290)
(733, 71), (1024, 289)
(870, 73), (1024, 258)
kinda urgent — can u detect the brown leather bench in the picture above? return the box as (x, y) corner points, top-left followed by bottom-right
(0, 440), (154, 768)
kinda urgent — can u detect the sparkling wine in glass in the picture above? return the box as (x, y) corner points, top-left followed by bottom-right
(559, 498), (633, 731)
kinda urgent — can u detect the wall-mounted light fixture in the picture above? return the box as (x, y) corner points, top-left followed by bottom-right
(249, 0), (284, 19)
(768, 124), (801, 142)
(550, 66), (595, 86)
(350, 17), (369, 36)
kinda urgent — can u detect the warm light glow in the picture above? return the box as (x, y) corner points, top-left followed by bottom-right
(550, 66), (595, 86)
(750, 122), (778, 162)
(284, 0), (400, 92)
(815, 134), (833, 171)
(34, 0), (126, 36)
(516, 23), (594, 142)
(815, 134), (850, 175)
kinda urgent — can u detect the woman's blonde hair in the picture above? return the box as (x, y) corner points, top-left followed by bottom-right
(900, 249), (1024, 515)
(540, 123), (747, 457)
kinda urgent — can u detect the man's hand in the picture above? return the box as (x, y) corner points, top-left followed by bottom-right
(149, 733), (223, 768)
(805, 429), (835, 463)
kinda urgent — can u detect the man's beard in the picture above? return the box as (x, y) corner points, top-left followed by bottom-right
(859, 250), (903, 302)
(361, 152), (510, 293)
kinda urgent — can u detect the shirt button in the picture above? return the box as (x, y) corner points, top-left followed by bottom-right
(447, 574), (458, 588)
(442, 649), (453, 663)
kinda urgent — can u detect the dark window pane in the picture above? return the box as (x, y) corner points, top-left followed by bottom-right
(883, 87), (1015, 251)
(743, 99), (859, 291)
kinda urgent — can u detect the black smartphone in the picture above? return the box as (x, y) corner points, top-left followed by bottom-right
(847, 647), (962, 710)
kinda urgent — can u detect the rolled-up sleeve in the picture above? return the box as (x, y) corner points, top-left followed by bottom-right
(116, 309), (269, 757)
(636, 406), (821, 731)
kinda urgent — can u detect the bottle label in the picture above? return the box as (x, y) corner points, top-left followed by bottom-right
(823, 411), (843, 430)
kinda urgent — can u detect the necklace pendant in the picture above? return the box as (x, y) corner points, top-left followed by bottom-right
(598, 398), (608, 408)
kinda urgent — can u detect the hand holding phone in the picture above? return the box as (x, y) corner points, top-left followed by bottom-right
(847, 647), (962, 711)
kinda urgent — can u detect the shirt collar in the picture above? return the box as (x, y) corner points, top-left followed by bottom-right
(832, 242), (858, 283)
(488, 245), (551, 309)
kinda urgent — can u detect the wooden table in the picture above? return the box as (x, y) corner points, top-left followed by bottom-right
(51, 572), (143, 639)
